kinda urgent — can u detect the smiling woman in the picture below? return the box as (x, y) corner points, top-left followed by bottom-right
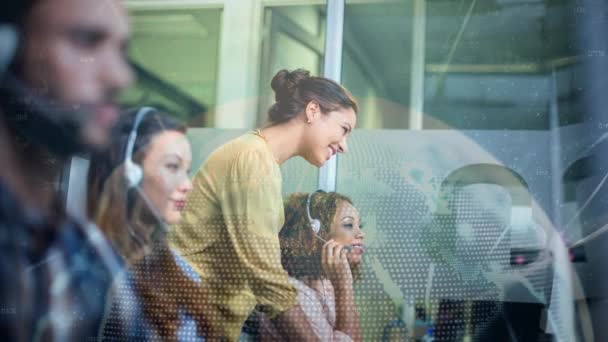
(264, 69), (357, 166)
(168, 68), (358, 341)
(260, 191), (365, 342)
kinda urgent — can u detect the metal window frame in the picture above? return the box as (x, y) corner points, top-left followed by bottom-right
(317, 0), (345, 192)
(256, 7), (326, 126)
(124, 0), (224, 10)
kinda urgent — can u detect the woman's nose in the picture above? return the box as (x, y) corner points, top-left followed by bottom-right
(338, 139), (348, 154)
(179, 177), (193, 194)
(356, 228), (365, 239)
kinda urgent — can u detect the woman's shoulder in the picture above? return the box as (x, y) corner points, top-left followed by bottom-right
(205, 132), (275, 170)
(289, 277), (326, 302)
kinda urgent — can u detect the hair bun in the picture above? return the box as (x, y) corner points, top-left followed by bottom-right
(266, 68), (357, 125)
(270, 69), (310, 103)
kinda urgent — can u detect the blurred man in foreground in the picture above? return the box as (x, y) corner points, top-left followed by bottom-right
(0, 0), (133, 340)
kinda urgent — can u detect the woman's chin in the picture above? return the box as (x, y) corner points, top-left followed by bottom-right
(305, 155), (325, 168)
(348, 255), (362, 266)
(164, 211), (183, 225)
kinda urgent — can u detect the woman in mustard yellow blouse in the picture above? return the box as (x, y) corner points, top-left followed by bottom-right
(169, 69), (358, 341)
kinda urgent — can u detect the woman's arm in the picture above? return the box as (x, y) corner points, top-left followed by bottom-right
(219, 149), (298, 316)
(322, 240), (362, 342)
(271, 304), (321, 341)
(135, 244), (213, 340)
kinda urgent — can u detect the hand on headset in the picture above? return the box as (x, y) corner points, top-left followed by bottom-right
(307, 190), (353, 253)
(321, 239), (353, 287)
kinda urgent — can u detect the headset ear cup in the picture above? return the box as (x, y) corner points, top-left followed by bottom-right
(307, 190), (325, 235)
(311, 219), (321, 234)
(125, 160), (143, 188)
(123, 107), (155, 188)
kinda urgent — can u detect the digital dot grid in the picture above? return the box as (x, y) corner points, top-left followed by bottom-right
(100, 247), (207, 341)
(100, 145), (555, 341)
(335, 143), (555, 341)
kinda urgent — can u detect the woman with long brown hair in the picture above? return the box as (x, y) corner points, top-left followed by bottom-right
(87, 107), (208, 340)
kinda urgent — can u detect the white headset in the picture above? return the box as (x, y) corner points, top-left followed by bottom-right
(124, 106), (156, 188)
(307, 190), (352, 252)
(306, 190), (325, 234)
(123, 106), (162, 248)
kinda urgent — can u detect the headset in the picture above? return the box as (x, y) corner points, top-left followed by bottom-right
(419, 164), (556, 340)
(421, 164), (553, 315)
(121, 106), (169, 247)
(306, 189), (352, 252)
(424, 163), (540, 266)
(306, 190), (324, 234)
(124, 107), (156, 188)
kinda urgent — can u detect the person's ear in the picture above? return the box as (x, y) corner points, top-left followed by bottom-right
(305, 101), (320, 124)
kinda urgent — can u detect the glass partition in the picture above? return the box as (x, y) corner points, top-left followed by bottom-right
(342, 0), (580, 130)
(185, 126), (584, 341)
(335, 129), (569, 340)
(342, 0), (413, 129)
(336, 0), (586, 340)
(257, 3), (327, 126)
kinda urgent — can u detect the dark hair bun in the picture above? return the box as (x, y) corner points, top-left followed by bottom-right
(271, 69), (310, 103)
(267, 68), (357, 124)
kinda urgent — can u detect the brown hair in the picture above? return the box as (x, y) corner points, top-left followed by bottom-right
(279, 191), (361, 280)
(87, 108), (210, 339)
(87, 107), (187, 263)
(268, 69), (358, 124)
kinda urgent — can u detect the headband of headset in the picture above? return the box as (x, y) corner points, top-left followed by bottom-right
(124, 107), (156, 188)
(438, 164), (531, 215)
(307, 190), (326, 234)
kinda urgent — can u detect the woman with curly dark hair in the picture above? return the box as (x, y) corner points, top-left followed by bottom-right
(261, 191), (365, 341)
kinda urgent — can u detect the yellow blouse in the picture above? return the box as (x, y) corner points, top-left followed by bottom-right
(169, 132), (296, 341)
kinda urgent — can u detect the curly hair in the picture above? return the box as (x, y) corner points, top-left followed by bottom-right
(279, 191), (361, 280)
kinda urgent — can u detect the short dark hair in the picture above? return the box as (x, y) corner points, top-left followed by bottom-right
(267, 69), (358, 124)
